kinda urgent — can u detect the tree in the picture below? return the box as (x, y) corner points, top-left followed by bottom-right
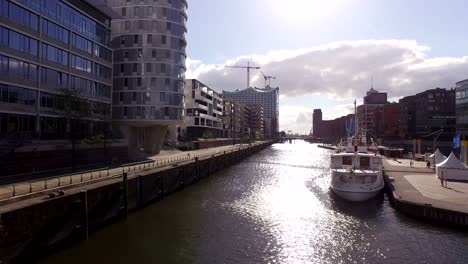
(56, 88), (91, 170)
(255, 131), (264, 141)
(202, 130), (214, 139)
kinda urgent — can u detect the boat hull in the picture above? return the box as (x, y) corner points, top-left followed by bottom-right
(331, 186), (383, 202)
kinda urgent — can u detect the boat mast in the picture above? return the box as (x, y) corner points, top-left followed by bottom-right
(354, 99), (358, 137)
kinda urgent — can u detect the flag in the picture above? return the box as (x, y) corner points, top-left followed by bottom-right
(453, 134), (461, 149)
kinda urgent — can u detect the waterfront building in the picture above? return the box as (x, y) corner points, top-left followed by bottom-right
(357, 88), (388, 141)
(222, 98), (242, 139)
(399, 88), (456, 141)
(455, 79), (468, 164)
(312, 109), (322, 138)
(223, 86), (279, 139)
(108, 0), (187, 155)
(382, 103), (400, 140)
(184, 79), (223, 139)
(0, 0), (117, 151)
(246, 104), (264, 139)
(312, 111), (355, 143)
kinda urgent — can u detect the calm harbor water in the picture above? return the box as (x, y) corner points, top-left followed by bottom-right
(41, 141), (468, 264)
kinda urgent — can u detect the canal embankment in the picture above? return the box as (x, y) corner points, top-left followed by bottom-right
(0, 141), (273, 263)
(383, 158), (468, 227)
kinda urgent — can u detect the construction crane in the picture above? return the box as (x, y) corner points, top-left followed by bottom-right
(217, 62), (260, 88)
(260, 71), (276, 87)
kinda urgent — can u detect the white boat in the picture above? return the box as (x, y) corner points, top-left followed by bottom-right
(329, 101), (384, 202)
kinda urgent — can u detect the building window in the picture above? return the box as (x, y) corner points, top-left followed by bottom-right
(162, 35), (166, 44)
(42, 43), (68, 66)
(122, 7), (126, 16)
(147, 34), (152, 44)
(71, 33), (92, 54)
(42, 19), (69, 44)
(1, 27), (38, 56)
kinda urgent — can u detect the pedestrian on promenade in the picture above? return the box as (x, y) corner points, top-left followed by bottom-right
(426, 160), (430, 168)
(410, 159), (414, 167)
(440, 175), (444, 187)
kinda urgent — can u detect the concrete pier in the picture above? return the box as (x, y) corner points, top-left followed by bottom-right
(383, 158), (468, 227)
(0, 141), (273, 263)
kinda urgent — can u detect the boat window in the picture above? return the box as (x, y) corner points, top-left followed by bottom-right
(360, 157), (370, 168)
(342, 156), (352, 165)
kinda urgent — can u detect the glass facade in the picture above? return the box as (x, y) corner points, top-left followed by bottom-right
(108, 0), (187, 122)
(456, 80), (468, 134)
(0, 0), (114, 139)
(223, 87), (280, 138)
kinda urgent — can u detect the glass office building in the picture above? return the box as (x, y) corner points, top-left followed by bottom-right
(108, 0), (187, 155)
(455, 79), (468, 164)
(0, 0), (117, 145)
(223, 87), (279, 139)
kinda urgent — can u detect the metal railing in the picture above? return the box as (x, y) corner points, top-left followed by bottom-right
(0, 142), (265, 201)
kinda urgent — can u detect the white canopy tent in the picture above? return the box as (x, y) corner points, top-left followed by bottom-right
(436, 152), (468, 181)
(429, 149), (447, 167)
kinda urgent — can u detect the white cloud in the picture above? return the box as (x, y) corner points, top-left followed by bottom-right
(186, 39), (468, 133)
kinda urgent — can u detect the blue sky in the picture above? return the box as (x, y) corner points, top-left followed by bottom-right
(185, 0), (468, 133)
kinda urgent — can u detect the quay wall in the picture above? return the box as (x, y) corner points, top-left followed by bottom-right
(0, 142), (273, 263)
(383, 172), (468, 228)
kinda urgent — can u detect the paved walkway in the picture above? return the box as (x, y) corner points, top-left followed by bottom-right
(383, 158), (468, 214)
(0, 143), (258, 202)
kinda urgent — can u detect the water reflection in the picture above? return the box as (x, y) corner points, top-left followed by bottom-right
(40, 141), (468, 264)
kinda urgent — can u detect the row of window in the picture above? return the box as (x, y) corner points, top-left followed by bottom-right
(70, 54), (112, 79)
(17, 0), (111, 46)
(41, 67), (68, 89)
(0, 26), (38, 56)
(119, 20), (186, 39)
(40, 91), (110, 116)
(113, 105), (183, 120)
(72, 33), (92, 54)
(0, 0), (39, 31)
(113, 77), (184, 92)
(0, 83), (37, 106)
(115, 91), (183, 106)
(42, 19), (69, 44)
(0, 55), (37, 81)
(122, 5), (186, 24)
(42, 43), (68, 66)
(94, 44), (112, 62)
(70, 75), (111, 98)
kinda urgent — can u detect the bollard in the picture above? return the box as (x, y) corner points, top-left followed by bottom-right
(81, 173), (83, 182)
(90, 172), (93, 180)
(12, 184), (15, 197)
(58, 177), (61, 187)
(107, 170), (110, 176)
(70, 175), (72, 184)
(99, 171), (102, 178)
(80, 190), (89, 240)
(29, 182), (32, 193)
(122, 172), (128, 218)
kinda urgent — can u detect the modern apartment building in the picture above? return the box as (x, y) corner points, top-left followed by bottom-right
(222, 97), (242, 139)
(184, 79), (223, 139)
(399, 88), (456, 140)
(108, 0), (187, 155)
(455, 79), (468, 164)
(0, 0), (117, 147)
(222, 86), (279, 139)
(246, 104), (264, 138)
(357, 88), (388, 141)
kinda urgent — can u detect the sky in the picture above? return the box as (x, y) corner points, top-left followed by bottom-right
(185, 0), (468, 134)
